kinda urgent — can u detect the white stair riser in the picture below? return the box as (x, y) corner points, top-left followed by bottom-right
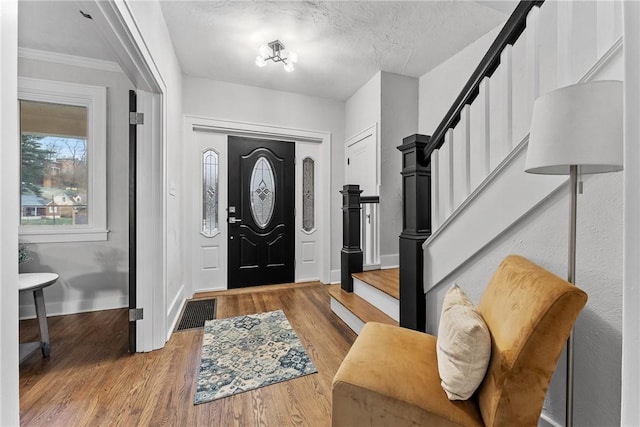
(330, 297), (364, 335)
(353, 277), (399, 321)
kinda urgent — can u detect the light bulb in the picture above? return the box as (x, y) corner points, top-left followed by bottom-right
(255, 56), (267, 67)
(259, 45), (271, 59)
(284, 62), (295, 73)
(288, 52), (298, 63)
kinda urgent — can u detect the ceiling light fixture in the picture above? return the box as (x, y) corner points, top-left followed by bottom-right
(256, 40), (297, 72)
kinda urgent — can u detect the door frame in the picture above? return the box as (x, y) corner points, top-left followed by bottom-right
(80, 1), (167, 352)
(184, 115), (332, 296)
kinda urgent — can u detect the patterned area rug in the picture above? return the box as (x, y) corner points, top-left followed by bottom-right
(194, 309), (317, 404)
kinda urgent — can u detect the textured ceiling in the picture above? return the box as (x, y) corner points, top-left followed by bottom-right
(18, 1), (512, 101)
(160, 1), (509, 100)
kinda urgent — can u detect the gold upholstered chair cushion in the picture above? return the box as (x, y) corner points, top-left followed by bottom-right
(332, 255), (587, 427)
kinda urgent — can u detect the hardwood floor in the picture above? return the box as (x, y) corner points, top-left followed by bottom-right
(19, 283), (356, 426)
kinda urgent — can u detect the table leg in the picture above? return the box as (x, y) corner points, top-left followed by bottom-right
(33, 289), (51, 358)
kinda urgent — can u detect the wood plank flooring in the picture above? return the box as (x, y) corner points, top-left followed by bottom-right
(352, 268), (399, 299)
(19, 283), (356, 427)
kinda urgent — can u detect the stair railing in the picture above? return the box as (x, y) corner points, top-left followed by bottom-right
(397, 0), (544, 332)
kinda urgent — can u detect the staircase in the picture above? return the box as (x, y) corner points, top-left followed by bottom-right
(329, 268), (399, 334)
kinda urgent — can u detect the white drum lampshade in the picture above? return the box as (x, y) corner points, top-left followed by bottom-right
(525, 80), (623, 175)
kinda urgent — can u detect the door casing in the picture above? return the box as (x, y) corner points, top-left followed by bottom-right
(185, 116), (331, 295)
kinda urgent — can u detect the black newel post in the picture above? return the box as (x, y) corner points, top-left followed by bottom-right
(340, 185), (363, 292)
(397, 134), (431, 332)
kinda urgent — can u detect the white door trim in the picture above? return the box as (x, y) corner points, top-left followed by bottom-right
(81, 0), (168, 351)
(0, 1), (20, 424)
(184, 115), (332, 296)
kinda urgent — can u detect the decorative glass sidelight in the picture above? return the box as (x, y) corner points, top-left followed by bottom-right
(302, 157), (315, 232)
(250, 156), (276, 228)
(202, 149), (219, 237)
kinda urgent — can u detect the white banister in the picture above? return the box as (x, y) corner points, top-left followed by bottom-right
(453, 108), (469, 210)
(431, 150), (440, 230)
(428, 0), (622, 235)
(527, 6), (541, 102)
(500, 45), (513, 152)
(360, 199), (380, 267)
(597, 0), (622, 57)
(470, 77), (491, 193)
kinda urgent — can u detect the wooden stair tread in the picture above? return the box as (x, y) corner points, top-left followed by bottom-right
(328, 285), (398, 327)
(352, 268), (399, 300)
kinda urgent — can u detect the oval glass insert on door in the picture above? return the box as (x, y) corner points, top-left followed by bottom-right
(250, 156), (276, 228)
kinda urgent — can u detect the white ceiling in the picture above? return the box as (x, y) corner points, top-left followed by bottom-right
(18, 1), (513, 101)
(18, 1), (116, 62)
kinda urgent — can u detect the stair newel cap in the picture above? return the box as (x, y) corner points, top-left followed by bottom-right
(397, 134), (430, 151)
(397, 133), (431, 175)
(340, 184), (364, 194)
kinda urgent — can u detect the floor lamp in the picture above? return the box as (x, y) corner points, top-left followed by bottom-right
(525, 80), (623, 427)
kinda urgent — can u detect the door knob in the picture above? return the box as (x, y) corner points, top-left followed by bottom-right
(228, 217), (242, 224)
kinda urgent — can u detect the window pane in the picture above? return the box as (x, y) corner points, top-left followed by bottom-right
(202, 150), (219, 236)
(250, 156), (275, 229)
(303, 157), (315, 232)
(20, 101), (88, 226)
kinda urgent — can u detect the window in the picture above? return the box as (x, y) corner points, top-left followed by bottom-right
(250, 156), (276, 229)
(302, 157), (315, 232)
(201, 149), (219, 237)
(18, 77), (107, 243)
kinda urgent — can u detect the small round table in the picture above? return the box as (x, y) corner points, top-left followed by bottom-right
(19, 272), (58, 363)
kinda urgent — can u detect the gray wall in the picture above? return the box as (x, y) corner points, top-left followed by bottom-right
(380, 72), (418, 263)
(18, 57), (133, 317)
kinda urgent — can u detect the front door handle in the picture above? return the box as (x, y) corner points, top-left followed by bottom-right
(228, 217), (242, 224)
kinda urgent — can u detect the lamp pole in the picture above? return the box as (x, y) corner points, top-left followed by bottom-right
(566, 164), (578, 427)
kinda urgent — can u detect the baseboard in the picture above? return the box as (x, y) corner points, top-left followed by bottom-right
(330, 269), (341, 284)
(538, 412), (562, 427)
(380, 254), (399, 269)
(19, 295), (127, 319)
(166, 284), (185, 340)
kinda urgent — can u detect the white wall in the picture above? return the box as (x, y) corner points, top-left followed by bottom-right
(125, 0), (185, 334)
(380, 72), (418, 265)
(17, 58), (133, 318)
(182, 77), (345, 277)
(345, 71), (381, 140)
(418, 25), (501, 136)
(622, 2), (640, 424)
(0, 1), (20, 424)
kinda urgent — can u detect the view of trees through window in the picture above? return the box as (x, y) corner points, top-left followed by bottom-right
(20, 100), (88, 226)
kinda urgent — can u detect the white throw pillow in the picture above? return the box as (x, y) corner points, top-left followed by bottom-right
(436, 283), (491, 400)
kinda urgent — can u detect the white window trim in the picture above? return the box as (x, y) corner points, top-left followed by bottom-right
(18, 77), (108, 243)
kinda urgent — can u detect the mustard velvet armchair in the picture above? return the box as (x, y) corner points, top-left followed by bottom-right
(332, 255), (588, 427)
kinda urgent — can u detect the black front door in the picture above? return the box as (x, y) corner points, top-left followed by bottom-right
(228, 136), (295, 288)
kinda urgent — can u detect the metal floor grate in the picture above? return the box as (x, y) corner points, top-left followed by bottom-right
(176, 298), (217, 331)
